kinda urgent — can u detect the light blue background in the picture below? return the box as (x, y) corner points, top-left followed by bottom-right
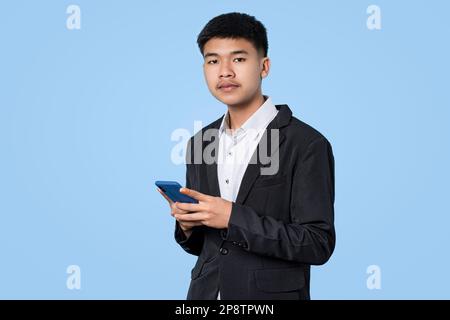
(1, 1), (449, 299)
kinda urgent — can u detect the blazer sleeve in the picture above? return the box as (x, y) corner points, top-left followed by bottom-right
(174, 140), (205, 256)
(222, 136), (335, 265)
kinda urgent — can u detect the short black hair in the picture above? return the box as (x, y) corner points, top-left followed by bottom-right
(197, 12), (268, 57)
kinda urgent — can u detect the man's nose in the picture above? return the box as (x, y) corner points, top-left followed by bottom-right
(219, 60), (234, 78)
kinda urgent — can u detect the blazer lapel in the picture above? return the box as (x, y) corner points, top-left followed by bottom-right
(235, 104), (291, 205)
(235, 129), (286, 204)
(204, 117), (222, 197)
(205, 138), (221, 197)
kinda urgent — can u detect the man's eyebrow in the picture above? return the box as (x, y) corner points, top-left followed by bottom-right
(203, 52), (218, 59)
(230, 50), (249, 55)
(203, 50), (250, 59)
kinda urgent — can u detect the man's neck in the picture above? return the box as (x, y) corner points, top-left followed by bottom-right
(226, 93), (266, 131)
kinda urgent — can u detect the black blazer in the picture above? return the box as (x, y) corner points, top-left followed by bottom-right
(174, 104), (335, 300)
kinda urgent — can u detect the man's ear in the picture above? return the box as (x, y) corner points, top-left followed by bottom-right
(260, 57), (270, 79)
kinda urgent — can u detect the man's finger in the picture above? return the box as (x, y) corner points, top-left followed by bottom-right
(171, 202), (189, 216)
(176, 202), (204, 212)
(179, 221), (203, 228)
(175, 212), (206, 222)
(180, 187), (209, 202)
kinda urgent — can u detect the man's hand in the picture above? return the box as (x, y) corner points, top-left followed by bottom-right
(175, 188), (233, 229)
(157, 187), (202, 237)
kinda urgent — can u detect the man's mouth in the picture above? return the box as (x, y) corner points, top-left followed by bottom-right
(218, 82), (240, 92)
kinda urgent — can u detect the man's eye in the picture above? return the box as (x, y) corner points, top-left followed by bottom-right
(207, 60), (218, 64)
(234, 57), (246, 62)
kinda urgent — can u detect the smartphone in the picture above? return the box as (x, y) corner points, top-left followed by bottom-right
(155, 180), (198, 204)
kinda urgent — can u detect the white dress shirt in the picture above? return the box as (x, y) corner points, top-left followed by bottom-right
(216, 96), (279, 299)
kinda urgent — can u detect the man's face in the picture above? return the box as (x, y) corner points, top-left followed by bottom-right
(202, 37), (269, 107)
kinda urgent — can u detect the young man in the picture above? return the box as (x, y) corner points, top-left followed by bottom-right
(158, 12), (335, 300)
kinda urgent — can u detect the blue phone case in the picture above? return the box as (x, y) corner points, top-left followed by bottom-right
(155, 181), (198, 203)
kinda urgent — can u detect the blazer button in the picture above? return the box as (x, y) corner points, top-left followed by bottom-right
(219, 247), (229, 255)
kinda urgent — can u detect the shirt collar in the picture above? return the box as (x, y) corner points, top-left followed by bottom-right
(219, 95), (277, 136)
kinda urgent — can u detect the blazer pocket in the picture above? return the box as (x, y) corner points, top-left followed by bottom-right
(253, 174), (287, 188)
(255, 267), (305, 293)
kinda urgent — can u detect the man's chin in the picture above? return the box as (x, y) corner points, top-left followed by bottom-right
(215, 94), (247, 107)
